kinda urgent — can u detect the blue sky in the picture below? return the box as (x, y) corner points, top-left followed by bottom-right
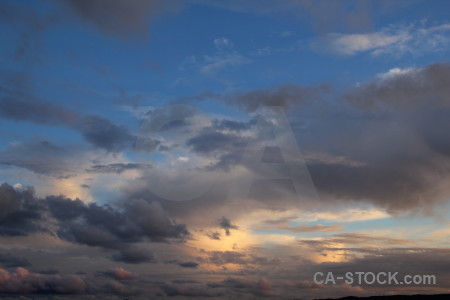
(2, 1), (450, 299)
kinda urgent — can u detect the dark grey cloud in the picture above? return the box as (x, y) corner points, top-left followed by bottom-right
(187, 132), (247, 154)
(134, 104), (198, 153)
(99, 267), (139, 280)
(218, 217), (238, 236)
(0, 88), (79, 126)
(207, 231), (221, 240)
(46, 196), (86, 221)
(308, 159), (443, 213)
(0, 183), (188, 263)
(112, 246), (155, 264)
(75, 115), (133, 152)
(0, 183), (46, 236)
(294, 62), (450, 213)
(139, 104), (197, 133)
(0, 139), (77, 177)
(174, 61), (450, 214)
(87, 163), (152, 174)
(212, 277), (273, 297)
(0, 253), (32, 268)
(178, 261), (199, 268)
(0, 267), (87, 294)
(133, 136), (162, 152)
(55, 198), (189, 248)
(343, 63), (450, 109)
(186, 130), (250, 172)
(211, 117), (256, 132)
(206, 251), (247, 265)
(178, 61), (449, 214)
(164, 259), (199, 268)
(161, 281), (224, 297)
(0, 266), (146, 297)
(56, 0), (182, 37)
(0, 86), (133, 152)
(0, 1), (58, 62)
(188, 83), (330, 112)
(229, 83), (330, 112)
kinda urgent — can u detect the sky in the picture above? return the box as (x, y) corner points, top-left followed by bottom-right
(1, 0), (450, 299)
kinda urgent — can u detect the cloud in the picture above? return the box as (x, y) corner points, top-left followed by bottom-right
(314, 22), (450, 57)
(130, 96), (439, 217)
(257, 223), (343, 233)
(207, 231), (222, 240)
(343, 62), (450, 109)
(282, 62), (450, 213)
(176, 61), (450, 215)
(186, 131), (250, 172)
(192, 0), (400, 34)
(0, 86), (133, 152)
(219, 216), (238, 236)
(55, 0), (182, 37)
(0, 266), (142, 297)
(206, 251), (247, 265)
(0, 253), (32, 268)
(200, 53), (250, 75)
(229, 84), (331, 112)
(188, 83), (331, 112)
(100, 267), (139, 280)
(0, 267), (86, 294)
(180, 37), (251, 76)
(0, 139), (79, 178)
(316, 31), (407, 55)
(111, 246), (155, 264)
(0, 88), (79, 126)
(0, 1), (58, 62)
(214, 37), (234, 50)
(178, 261), (199, 268)
(304, 247), (450, 288)
(216, 277), (274, 297)
(299, 232), (412, 249)
(187, 132), (247, 154)
(0, 183), (188, 262)
(162, 281), (224, 297)
(54, 198), (189, 248)
(87, 163), (152, 174)
(75, 116), (133, 152)
(0, 183), (46, 236)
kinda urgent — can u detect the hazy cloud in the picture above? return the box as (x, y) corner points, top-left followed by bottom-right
(314, 22), (450, 56)
(0, 87), (133, 152)
(55, 0), (182, 37)
(87, 163), (152, 174)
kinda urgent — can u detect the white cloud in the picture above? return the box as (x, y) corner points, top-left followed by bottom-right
(314, 21), (450, 57)
(179, 38), (251, 76)
(280, 30), (294, 38)
(214, 37), (233, 50)
(201, 52), (250, 75)
(376, 67), (418, 80)
(325, 32), (408, 55)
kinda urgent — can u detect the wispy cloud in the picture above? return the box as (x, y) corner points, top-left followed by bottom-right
(313, 21), (450, 57)
(180, 37), (251, 76)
